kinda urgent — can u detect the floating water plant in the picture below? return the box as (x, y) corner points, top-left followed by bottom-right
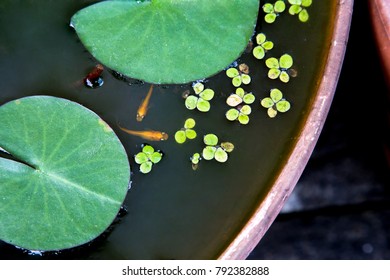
(174, 118), (197, 144)
(226, 63), (251, 87)
(261, 88), (291, 118)
(288, 0), (312, 22)
(71, 0), (260, 84)
(0, 96), (130, 251)
(265, 54), (294, 83)
(185, 82), (215, 112)
(253, 33), (274, 60)
(190, 152), (201, 170)
(226, 87), (256, 124)
(202, 134), (234, 163)
(263, 1), (286, 23)
(135, 144), (163, 174)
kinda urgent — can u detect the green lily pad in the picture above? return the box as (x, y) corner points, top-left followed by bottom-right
(71, 0), (260, 84)
(0, 96), (130, 251)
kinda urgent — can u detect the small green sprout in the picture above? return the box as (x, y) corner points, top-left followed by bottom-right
(226, 87), (255, 125)
(174, 118), (197, 144)
(261, 88), (291, 118)
(135, 144), (163, 174)
(265, 54), (294, 83)
(288, 0), (312, 22)
(253, 33), (274, 60)
(190, 152), (201, 170)
(263, 1), (286, 23)
(185, 82), (215, 112)
(201, 134), (234, 163)
(226, 63), (251, 87)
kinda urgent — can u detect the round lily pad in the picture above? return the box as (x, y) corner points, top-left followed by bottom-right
(71, 0), (260, 84)
(0, 96), (130, 251)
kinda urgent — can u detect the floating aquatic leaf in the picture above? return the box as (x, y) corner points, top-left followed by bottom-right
(226, 108), (240, 121)
(204, 134), (219, 146)
(149, 151), (163, 164)
(135, 152), (149, 164)
(221, 142), (235, 153)
(276, 100), (291, 113)
(193, 82), (205, 95)
(263, 1), (285, 24)
(202, 146), (217, 160)
(175, 118), (197, 144)
(185, 95), (198, 110)
(226, 94), (243, 107)
(261, 88), (291, 118)
(243, 93), (256, 104)
(0, 96), (130, 251)
(174, 130), (187, 144)
(185, 129), (197, 140)
(265, 54), (294, 83)
(191, 153), (201, 165)
(71, 0), (260, 84)
(238, 113), (250, 124)
(196, 99), (211, 112)
(135, 144), (163, 173)
(214, 147), (228, 163)
(199, 89), (215, 101)
(288, 0), (312, 23)
(184, 118), (196, 129)
(140, 161), (153, 174)
(253, 33), (274, 60)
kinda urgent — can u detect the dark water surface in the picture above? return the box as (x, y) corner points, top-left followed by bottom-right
(0, 1), (336, 259)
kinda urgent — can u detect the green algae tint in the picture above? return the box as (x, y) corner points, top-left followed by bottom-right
(0, 0), (338, 259)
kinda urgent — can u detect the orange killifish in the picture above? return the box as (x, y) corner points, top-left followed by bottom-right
(118, 125), (168, 141)
(136, 84), (154, 122)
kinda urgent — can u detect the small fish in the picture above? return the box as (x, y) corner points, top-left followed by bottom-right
(84, 64), (104, 88)
(118, 125), (168, 141)
(136, 84), (154, 122)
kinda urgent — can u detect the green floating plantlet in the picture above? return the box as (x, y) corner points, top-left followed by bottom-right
(190, 152), (201, 170)
(226, 88), (255, 125)
(263, 1), (286, 24)
(201, 134), (234, 163)
(71, 0), (260, 84)
(253, 33), (274, 60)
(184, 82), (214, 112)
(174, 118), (197, 144)
(265, 54), (294, 83)
(135, 144), (163, 174)
(288, 0), (312, 22)
(226, 63), (251, 87)
(261, 88), (291, 118)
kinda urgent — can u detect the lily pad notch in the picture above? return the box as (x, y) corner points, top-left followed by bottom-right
(71, 0), (260, 84)
(0, 96), (131, 251)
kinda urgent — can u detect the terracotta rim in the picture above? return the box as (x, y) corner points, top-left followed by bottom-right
(369, 0), (390, 85)
(218, 0), (354, 260)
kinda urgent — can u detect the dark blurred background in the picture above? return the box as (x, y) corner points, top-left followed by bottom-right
(248, 0), (390, 259)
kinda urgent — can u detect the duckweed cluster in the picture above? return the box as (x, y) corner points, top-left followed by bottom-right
(253, 33), (274, 60)
(226, 87), (255, 124)
(202, 134), (234, 163)
(174, 118), (197, 144)
(226, 63), (251, 87)
(263, 0), (313, 23)
(135, 144), (163, 174)
(185, 82), (215, 112)
(266, 54), (294, 83)
(261, 89), (291, 118)
(263, 1), (286, 23)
